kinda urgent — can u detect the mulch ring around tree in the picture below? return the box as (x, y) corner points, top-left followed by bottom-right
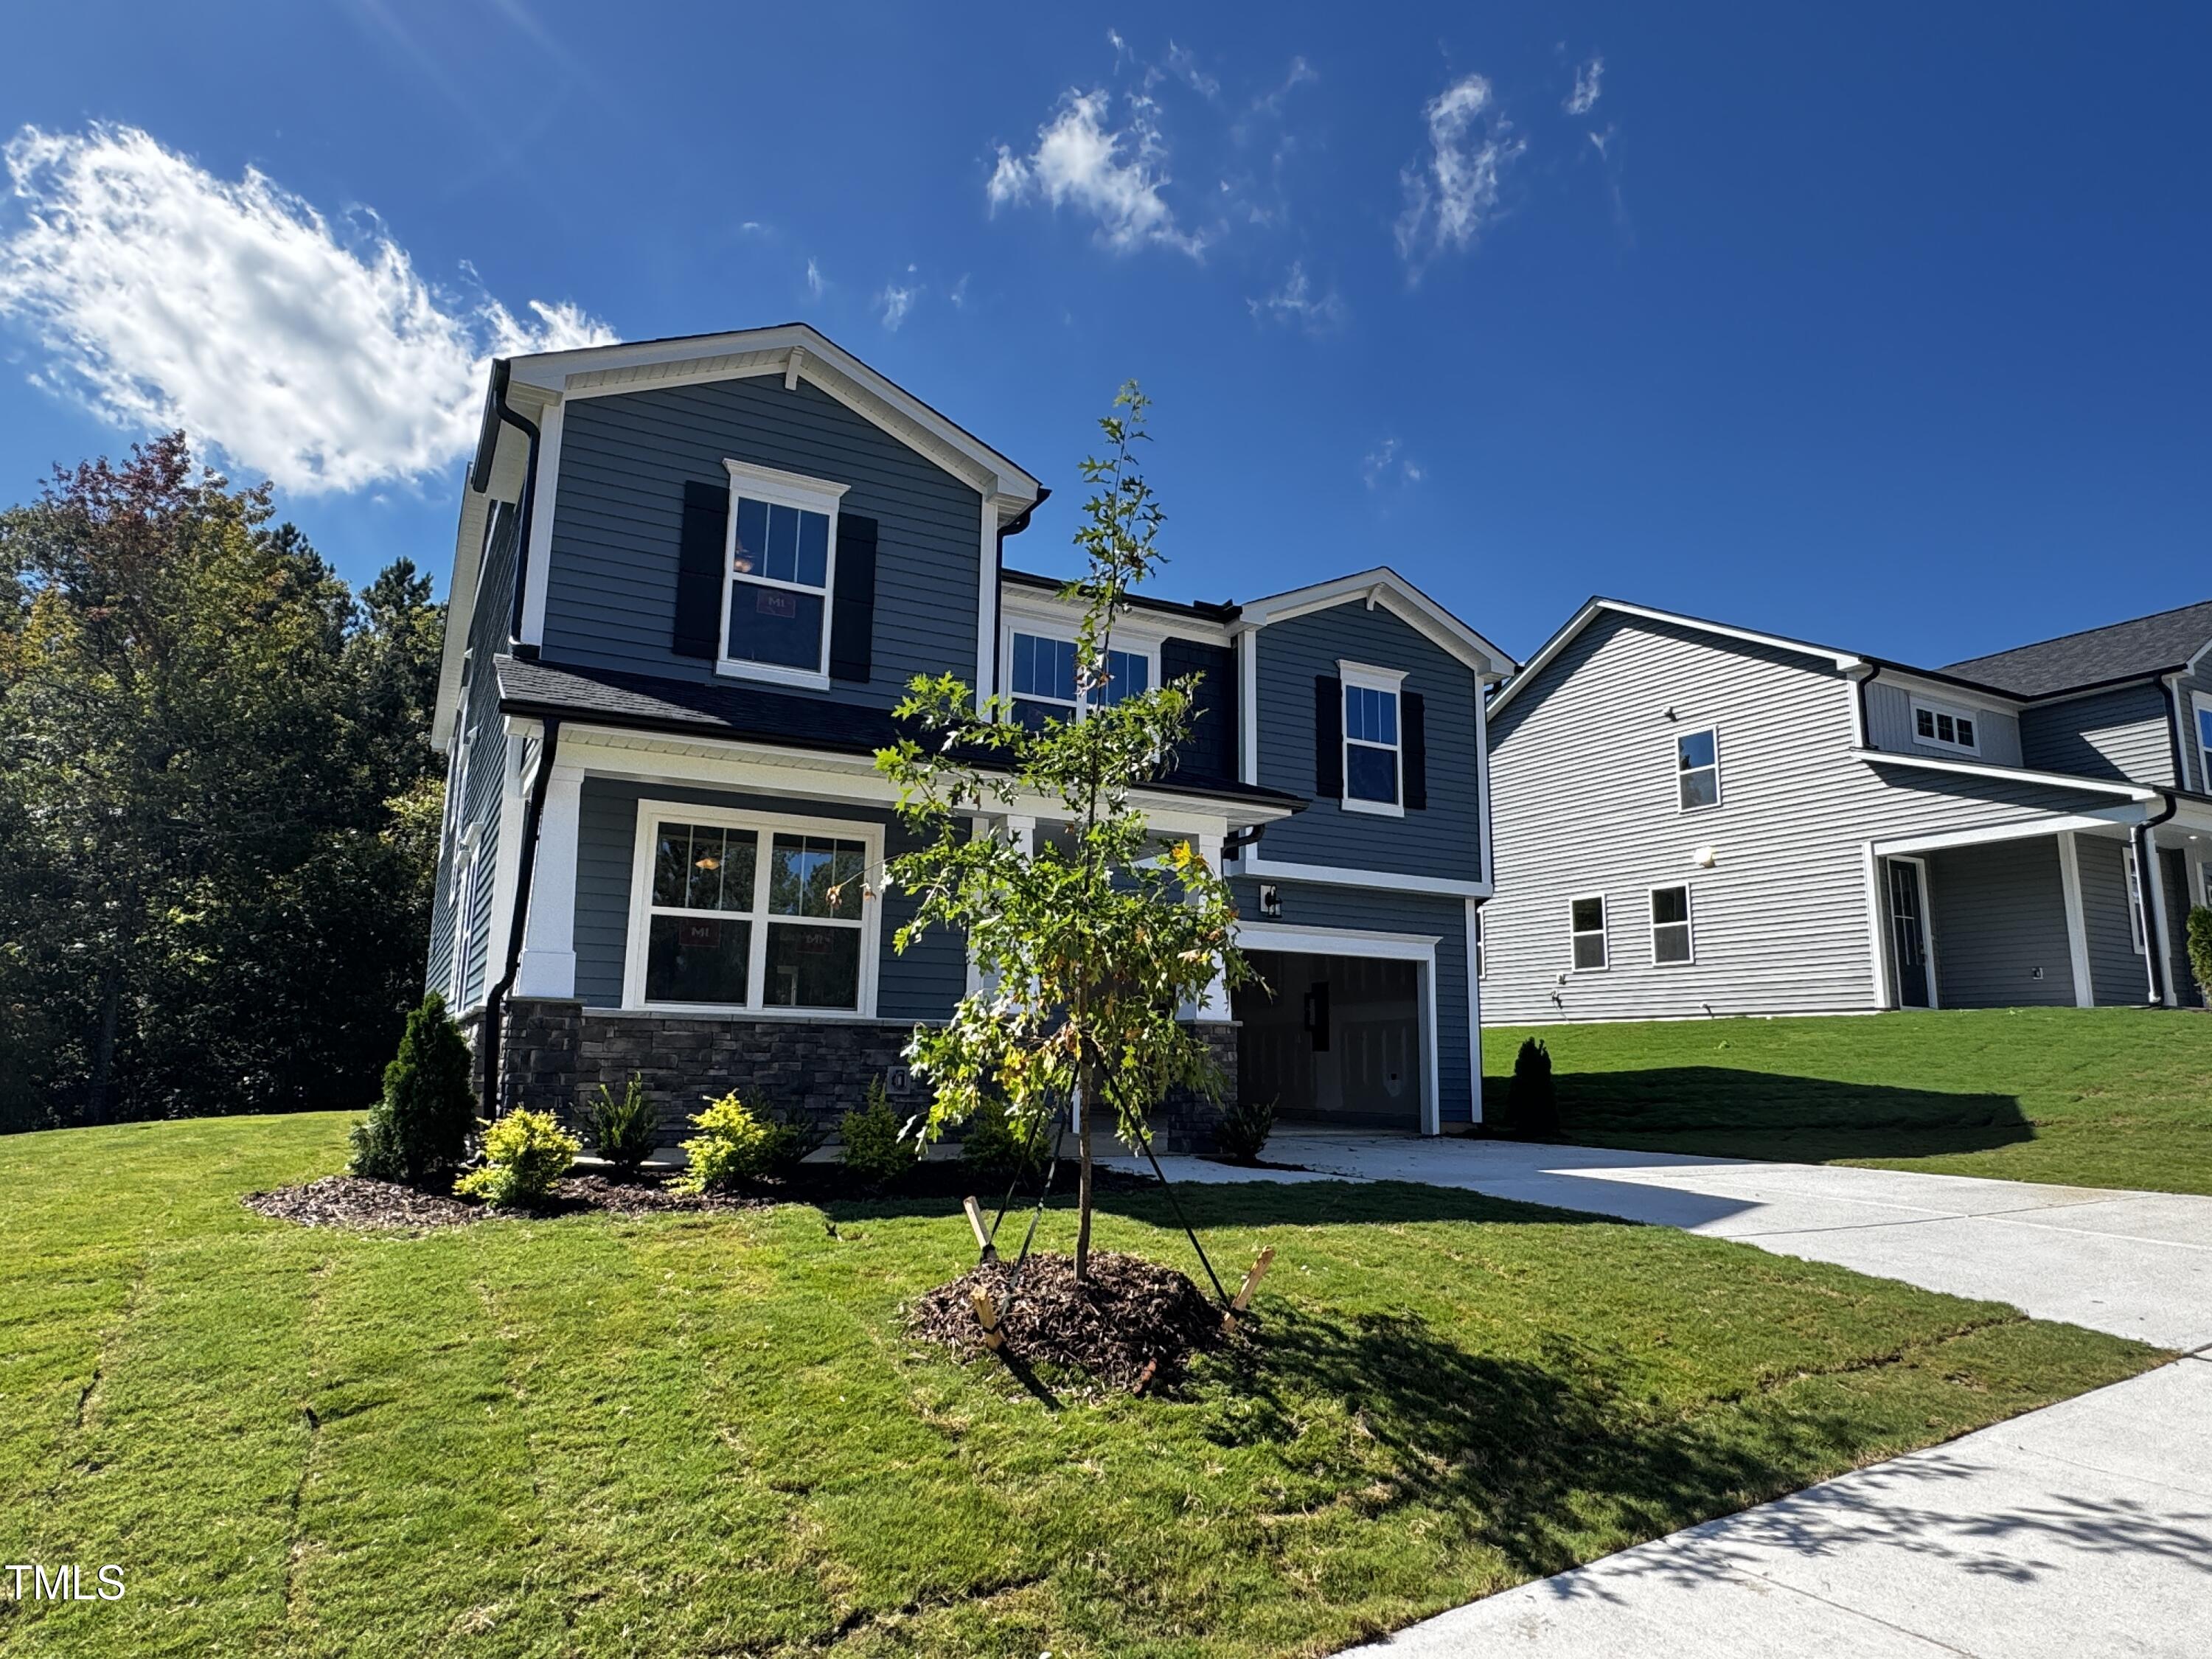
(241, 1172), (762, 1231)
(909, 1251), (1235, 1393)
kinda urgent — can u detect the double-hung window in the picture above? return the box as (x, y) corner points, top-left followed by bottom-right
(1009, 630), (1150, 727)
(1340, 662), (1405, 814)
(2194, 692), (2212, 790)
(720, 460), (847, 689)
(1910, 699), (1979, 755)
(2124, 845), (2146, 956)
(630, 806), (880, 1014)
(1676, 728), (1720, 810)
(1651, 885), (1694, 964)
(1570, 895), (1608, 970)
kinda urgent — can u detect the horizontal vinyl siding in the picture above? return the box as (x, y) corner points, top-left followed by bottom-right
(1864, 681), (2023, 766)
(572, 778), (964, 1023)
(1253, 601), (1484, 881)
(543, 377), (983, 707)
(1231, 879), (1475, 1119)
(1484, 613), (2146, 1024)
(2019, 684), (2176, 786)
(2076, 833), (2149, 1005)
(1926, 839), (2074, 1007)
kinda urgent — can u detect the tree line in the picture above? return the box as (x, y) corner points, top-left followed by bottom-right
(0, 434), (444, 1131)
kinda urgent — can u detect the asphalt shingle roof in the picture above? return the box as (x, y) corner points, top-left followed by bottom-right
(1941, 599), (2212, 698)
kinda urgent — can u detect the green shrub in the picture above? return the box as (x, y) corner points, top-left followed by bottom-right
(1508, 1037), (1559, 1141)
(454, 1108), (580, 1210)
(675, 1092), (776, 1192)
(585, 1077), (660, 1174)
(348, 992), (476, 1187)
(765, 1102), (827, 1179)
(2188, 907), (2212, 1005)
(1214, 1093), (1277, 1164)
(841, 1079), (920, 1188)
(961, 1094), (1052, 1183)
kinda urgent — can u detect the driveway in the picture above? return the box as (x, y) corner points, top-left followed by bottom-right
(1112, 1131), (2212, 1657)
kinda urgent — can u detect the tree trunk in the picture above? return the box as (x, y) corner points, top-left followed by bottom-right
(1074, 1071), (1094, 1281)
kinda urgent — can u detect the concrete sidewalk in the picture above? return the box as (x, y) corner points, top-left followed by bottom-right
(1104, 1132), (2212, 1655)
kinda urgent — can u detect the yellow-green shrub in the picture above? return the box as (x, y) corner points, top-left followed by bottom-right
(454, 1108), (580, 1209)
(675, 1092), (778, 1192)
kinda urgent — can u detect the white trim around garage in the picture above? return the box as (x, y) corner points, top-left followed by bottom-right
(1225, 851), (1492, 900)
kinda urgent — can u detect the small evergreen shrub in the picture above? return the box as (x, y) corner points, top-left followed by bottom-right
(348, 992), (476, 1187)
(841, 1079), (920, 1188)
(585, 1077), (661, 1174)
(765, 1102), (828, 1179)
(1508, 1037), (1560, 1141)
(961, 1094), (1052, 1183)
(455, 1108), (580, 1210)
(1213, 1093), (1277, 1164)
(675, 1092), (779, 1192)
(2188, 906), (2212, 1006)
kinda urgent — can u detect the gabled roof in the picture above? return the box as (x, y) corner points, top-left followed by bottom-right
(1233, 568), (1517, 681)
(1941, 599), (2212, 699)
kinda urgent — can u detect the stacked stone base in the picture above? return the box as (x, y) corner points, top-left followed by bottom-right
(493, 999), (1238, 1155)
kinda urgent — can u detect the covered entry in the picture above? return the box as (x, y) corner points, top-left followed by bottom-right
(1231, 924), (1440, 1133)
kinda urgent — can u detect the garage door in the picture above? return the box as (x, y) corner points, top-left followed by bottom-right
(1234, 949), (1422, 1130)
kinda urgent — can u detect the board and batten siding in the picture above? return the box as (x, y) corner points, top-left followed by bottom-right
(542, 377), (984, 708)
(427, 501), (521, 1013)
(1253, 599), (1484, 881)
(1864, 680), (2024, 767)
(1484, 612), (2146, 1024)
(1230, 878), (1475, 1121)
(2019, 684), (2176, 787)
(571, 778), (966, 1023)
(1924, 839), (2075, 1007)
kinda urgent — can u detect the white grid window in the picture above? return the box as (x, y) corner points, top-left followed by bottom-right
(718, 460), (847, 689)
(1009, 633), (1150, 727)
(1911, 700), (1980, 755)
(1571, 894), (1608, 970)
(1340, 661), (1407, 816)
(1677, 728), (1720, 810)
(1651, 885), (1694, 965)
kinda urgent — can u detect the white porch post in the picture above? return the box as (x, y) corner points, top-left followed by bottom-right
(1466, 897), (1485, 1124)
(2057, 831), (2096, 1008)
(1194, 832), (1233, 1020)
(514, 762), (582, 998)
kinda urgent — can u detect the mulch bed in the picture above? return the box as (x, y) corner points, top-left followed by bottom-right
(908, 1251), (1232, 1392)
(240, 1171), (762, 1231)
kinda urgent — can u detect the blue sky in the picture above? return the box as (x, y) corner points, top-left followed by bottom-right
(0, 2), (2205, 669)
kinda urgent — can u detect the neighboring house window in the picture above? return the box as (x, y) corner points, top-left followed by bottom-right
(1008, 632), (1150, 726)
(2125, 846), (2146, 955)
(449, 832), (481, 1004)
(1651, 885), (1694, 965)
(1570, 895), (1608, 970)
(1910, 699), (1979, 755)
(1676, 728), (1721, 810)
(630, 807), (881, 1013)
(1340, 663), (1405, 815)
(2194, 692), (2212, 790)
(720, 461), (847, 689)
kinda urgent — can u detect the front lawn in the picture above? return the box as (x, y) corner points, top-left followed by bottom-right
(0, 1112), (2163, 1658)
(1482, 1006), (2212, 1195)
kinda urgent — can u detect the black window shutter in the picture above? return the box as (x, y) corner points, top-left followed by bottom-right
(828, 513), (878, 683)
(1315, 675), (1343, 797)
(1402, 691), (1427, 810)
(672, 480), (727, 660)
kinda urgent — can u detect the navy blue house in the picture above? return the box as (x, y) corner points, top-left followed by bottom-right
(428, 325), (1513, 1140)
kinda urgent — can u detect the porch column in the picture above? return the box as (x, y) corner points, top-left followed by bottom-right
(2057, 832), (2096, 1008)
(1194, 831), (1231, 1020)
(514, 762), (582, 998)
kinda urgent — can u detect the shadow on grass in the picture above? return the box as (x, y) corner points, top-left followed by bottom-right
(1483, 1068), (2034, 1165)
(824, 1178), (1621, 1231)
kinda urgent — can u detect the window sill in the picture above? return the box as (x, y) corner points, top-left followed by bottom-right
(622, 1001), (875, 1022)
(1340, 796), (1405, 818)
(715, 659), (832, 692)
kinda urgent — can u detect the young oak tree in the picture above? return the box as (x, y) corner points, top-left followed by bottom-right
(874, 384), (1247, 1281)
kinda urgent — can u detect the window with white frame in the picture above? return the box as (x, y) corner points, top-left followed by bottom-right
(1008, 631), (1150, 728)
(1676, 727), (1720, 810)
(1473, 908), (1486, 978)
(2194, 692), (2212, 790)
(1570, 894), (1608, 970)
(1341, 663), (1405, 813)
(1651, 885), (1694, 964)
(2124, 845), (2146, 955)
(1910, 698), (1980, 755)
(630, 809), (878, 1012)
(720, 461), (846, 686)
(449, 832), (481, 1004)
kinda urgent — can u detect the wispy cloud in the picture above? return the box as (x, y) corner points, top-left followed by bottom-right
(877, 268), (919, 330)
(1394, 72), (1526, 276)
(987, 88), (1207, 258)
(1248, 56), (1318, 122)
(1565, 57), (1604, 116)
(0, 123), (611, 495)
(804, 257), (825, 299)
(1248, 260), (1345, 333)
(1361, 437), (1422, 490)
(1158, 41), (1220, 100)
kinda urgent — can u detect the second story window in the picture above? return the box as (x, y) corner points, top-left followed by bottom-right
(720, 461), (848, 689)
(1009, 631), (1150, 727)
(1910, 699), (1979, 755)
(1340, 663), (1405, 815)
(1677, 727), (1721, 810)
(2193, 693), (2212, 789)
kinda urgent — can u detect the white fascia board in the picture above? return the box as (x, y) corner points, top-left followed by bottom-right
(1234, 920), (1441, 959)
(999, 582), (1235, 647)
(431, 422), (534, 751)
(1492, 598), (1868, 717)
(1236, 567), (1515, 678)
(1850, 746), (2163, 801)
(1871, 667), (2025, 717)
(1870, 812), (2145, 858)
(1227, 850), (1493, 899)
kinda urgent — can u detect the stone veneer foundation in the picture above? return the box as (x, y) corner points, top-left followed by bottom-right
(493, 998), (1237, 1155)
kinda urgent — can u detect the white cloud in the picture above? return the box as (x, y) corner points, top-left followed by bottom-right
(1394, 74), (1526, 274)
(947, 273), (970, 310)
(1565, 57), (1604, 116)
(1160, 41), (1220, 100)
(1248, 260), (1344, 333)
(1361, 437), (1422, 490)
(877, 269), (919, 330)
(804, 257), (824, 299)
(987, 88), (1207, 258)
(0, 124), (611, 495)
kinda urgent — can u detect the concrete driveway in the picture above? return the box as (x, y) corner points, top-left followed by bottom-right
(1111, 1131), (2212, 1657)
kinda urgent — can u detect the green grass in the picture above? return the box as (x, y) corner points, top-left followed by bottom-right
(1484, 1006), (2212, 1194)
(0, 1113), (2164, 1658)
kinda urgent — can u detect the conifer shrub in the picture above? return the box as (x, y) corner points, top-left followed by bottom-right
(455, 1109), (580, 1210)
(1213, 1093), (1277, 1164)
(2188, 907), (2212, 1006)
(961, 1094), (1053, 1183)
(585, 1077), (661, 1174)
(1508, 1037), (1559, 1141)
(841, 1078), (921, 1188)
(348, 992), (476, 1187)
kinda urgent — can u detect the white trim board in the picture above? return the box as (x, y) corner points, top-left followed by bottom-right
(1869, 813), (2141, 858)
(1234, 566), (1514, 679)
(1850, 747), (2163, 801)
(1225, 852), (1492, 900)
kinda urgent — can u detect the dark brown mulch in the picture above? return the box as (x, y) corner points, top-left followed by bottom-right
(550, 1172), (762, 1216)
(908, 1251), (1231, 1392)
(242, 1175), (481, 1231)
